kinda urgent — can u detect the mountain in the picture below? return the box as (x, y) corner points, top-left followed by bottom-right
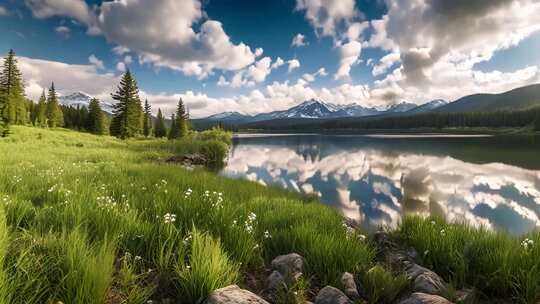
(204, 111), (252, 123)
(384, 101), (417, 113)
(59, 92), (115, 114)
(331, 104), (381, 117)
(407, 99), (448, 114)
(435, 84), (540, 113)
(252, 99), (340, 121)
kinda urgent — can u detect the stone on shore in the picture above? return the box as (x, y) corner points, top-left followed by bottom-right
(340, 272), (360, 300)
(398, 292), (454, 304)
(315, 286), (352, 304)
(204, 285), (270, 304)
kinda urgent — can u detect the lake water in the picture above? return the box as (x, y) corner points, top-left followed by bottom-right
(221, 133), (540, 234)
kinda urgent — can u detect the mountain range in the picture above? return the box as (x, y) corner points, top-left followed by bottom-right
(200, 99), (445, 123)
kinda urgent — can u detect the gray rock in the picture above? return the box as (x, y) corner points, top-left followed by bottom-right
(398, 292), (454, 304)
(340, 272), (360, 300)
(315, 286), (352, 304)
(262, 270), (287, 301)
(204, 285), (270, 304)
(271, 253), (304, 279)
(404, 262), (447, 295)
(455, 289), (474, 303)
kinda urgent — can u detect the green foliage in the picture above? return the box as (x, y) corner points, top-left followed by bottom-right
(143, 99), (152, 137)
(176, 228), (239, 304)
(36, 91), (47, 127)
(168, 113), (178, 139)
(361, 265), (410, 304)
(86, 98), (106, 135)
(169, 98), (189, 139)
(110, 70), (143, 138)
(154, 108), (167, 137)
(397, 216), (540, 303)
(0, 49), (26, 126)
(45, 83), (63, 127)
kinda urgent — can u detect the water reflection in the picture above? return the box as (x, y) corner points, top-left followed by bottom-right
(221, 134), (540, 234)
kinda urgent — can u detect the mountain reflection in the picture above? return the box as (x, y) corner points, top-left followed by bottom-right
(221, 134), (540, 234)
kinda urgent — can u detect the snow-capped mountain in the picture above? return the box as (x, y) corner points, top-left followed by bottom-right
(383, 101), (417, 113)
(202, 98), (449, 123)
(406, 99), (448, 113)
(59, 92), (115, 114)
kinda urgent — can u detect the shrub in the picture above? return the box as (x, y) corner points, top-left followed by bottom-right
(361, 265), (410, 304)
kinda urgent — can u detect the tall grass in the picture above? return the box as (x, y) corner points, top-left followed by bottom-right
(397, 216), (540, 303)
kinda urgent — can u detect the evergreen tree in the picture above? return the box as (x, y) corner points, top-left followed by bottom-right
(46, 83), (63, 127)
(143, 99), (152, 137)
(87, 98), (106, 135)
(36, 90), (47, 127)
(168, 113), (178, 139)
(110, 70), (143, 138)
(173, 98), (189, 138)
(0, 49), (27, 130)
(154, 108), (167, 138)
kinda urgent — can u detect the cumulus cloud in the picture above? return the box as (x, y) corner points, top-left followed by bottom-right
(372, 52), (400, 76)
(88, 54), (104, 70)
(295, 0), (358, 38)
(335, 41), (362, 80)
(218, 57), (286, 88)
(116, 62), (126, 73)
(302, 68), (327, 82)
(25, 0), (259, 78)
(287, 59), (300, 73)
(291, 33), (308, 47)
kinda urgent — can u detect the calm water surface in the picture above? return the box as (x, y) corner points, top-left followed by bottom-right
(221, 133), (540, 234)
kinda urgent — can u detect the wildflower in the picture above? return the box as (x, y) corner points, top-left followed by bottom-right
(358, 234), (367, 241)
(522, 238), (534, 250)
(163, 213), (177, 224)
(263, 230), (272, 239)
(183, 233), (193, 245)
(134, 255), (142, 261)
(440, 229), (446, 236)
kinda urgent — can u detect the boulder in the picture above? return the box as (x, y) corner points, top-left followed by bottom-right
(262, 270), (287, 301)
(271, 253), (304, 280)
(315, 286), (352, 304)
(455, 289), (474, 303)
(340, 272), (360, 300)
(204, 285), (270, 304)
(404, 262), (446, 295)
(398, 292), (454, 304)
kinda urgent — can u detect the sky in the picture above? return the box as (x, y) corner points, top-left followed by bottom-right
(0, 0), (540, 118)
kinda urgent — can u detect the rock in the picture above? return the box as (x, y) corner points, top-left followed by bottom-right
(398, 292), (454, 304)
(166, 153), (207, 167)
(271, 253), (304, 279)
(404, 262), (447, 295)
(204, 285), (270, 304)
(262, 270), (287, 301)
(374, 231), (393, 248)
(315, 286), (352, 304)
(340, 272), (360, 300)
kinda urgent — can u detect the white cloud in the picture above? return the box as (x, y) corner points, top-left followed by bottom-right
(291, 33), (308, 47)
(287, 59), (300, 72)
(24, 0), (91, 24)
(295, 0), (359, 38)
(88, 54), (104, 70)
(124, 55), (132, 65)
(25, 0), (259, 78)
(17, 56), (118, 101)
(0, 5), (9, 16)
(271, 57), (285, 69)
(54, 25), (71, 38)
(335, 41), (362, 80)
(254, 48), (264, 57)
(302, 68), (327, 82)
(372, 52), (400, 76)
(112, 46), (130, 56)
(116, 62), (126, 73)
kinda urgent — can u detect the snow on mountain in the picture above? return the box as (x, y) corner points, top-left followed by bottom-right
(204, 111), (252, 122)
(406, 99), (448, 113)
(59, 92), (114, 114)
(384, 101), (417, 113)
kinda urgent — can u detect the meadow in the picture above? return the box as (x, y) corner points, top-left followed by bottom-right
(2, 126), (540, 303)
(0, 126), (373, 304)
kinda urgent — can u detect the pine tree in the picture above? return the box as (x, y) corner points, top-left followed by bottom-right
(87, 98), (106, 135)
(168, 113), (178, 139)
(0, 49), (27, 131)
(172, 98), (189, 138)
(46, 83), (63, 127)
(154, 108), (167, 138)
(143, 99), (152, 137)
(36, 90), (47, 127)
(110, 70), (143, 138)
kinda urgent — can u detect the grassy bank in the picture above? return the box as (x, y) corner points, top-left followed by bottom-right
(0, 126), (373, 304)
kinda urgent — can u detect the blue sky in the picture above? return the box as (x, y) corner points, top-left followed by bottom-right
(0, 0), (539, 117)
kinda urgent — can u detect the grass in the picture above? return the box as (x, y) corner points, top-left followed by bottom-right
(396, 216), (540, 303)
(0, 126), (374, 303)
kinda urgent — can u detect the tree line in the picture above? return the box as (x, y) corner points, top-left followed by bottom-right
(0, 49), (190, 139)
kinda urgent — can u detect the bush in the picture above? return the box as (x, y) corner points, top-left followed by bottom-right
(361, 265), (410, 304)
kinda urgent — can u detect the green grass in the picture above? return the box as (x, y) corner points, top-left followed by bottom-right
(396, 216), (540, 303)
(0, 126), (374, 303)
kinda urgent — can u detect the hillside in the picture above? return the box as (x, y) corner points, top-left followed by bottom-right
(435, 83), (540, 113)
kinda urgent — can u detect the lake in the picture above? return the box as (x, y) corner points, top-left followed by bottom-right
(221, 133), (540, 234)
